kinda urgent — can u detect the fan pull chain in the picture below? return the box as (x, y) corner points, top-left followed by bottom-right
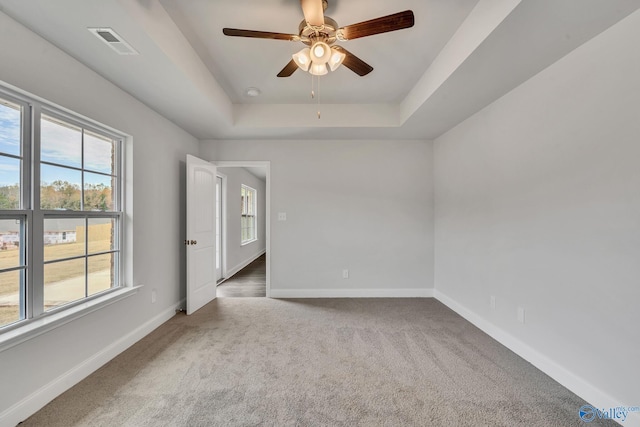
(311, 72), (315, 99)
(309, 74), (321, 119)
(317, 75), (321, 119)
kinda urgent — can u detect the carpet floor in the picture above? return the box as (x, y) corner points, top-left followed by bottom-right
(21, 298), (613, 426)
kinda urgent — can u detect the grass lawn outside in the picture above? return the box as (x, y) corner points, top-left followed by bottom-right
(1, 239), (113, 326)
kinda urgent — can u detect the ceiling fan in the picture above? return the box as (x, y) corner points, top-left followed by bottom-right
(222, 0), (414, 77)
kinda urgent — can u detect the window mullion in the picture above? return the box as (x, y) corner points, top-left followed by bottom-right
(13, 99), (33, 321)
(80, 128), (85, 211)
(30, 104), (44, 317)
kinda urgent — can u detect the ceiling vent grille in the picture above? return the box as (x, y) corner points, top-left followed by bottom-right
(88, 27), (138, 55)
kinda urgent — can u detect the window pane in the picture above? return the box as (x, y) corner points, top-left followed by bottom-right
(44, 258), (85, 310)
(241, 186), (256, 243)
(0, 99), (21, 157)
(85, 131), (115, 175)
(41, 115), (81, 168)
(88, 218), (116, 253)
(44, 218), (84, 261)
(41, 164), (81, 210)
(0, 218), (23, 267)
(0, 269), (22, 327)
(88, 252), (116, 295)
(84, 172), (114, 211)
(0, 156), (20, 210)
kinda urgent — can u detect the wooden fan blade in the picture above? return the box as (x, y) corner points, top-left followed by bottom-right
(223, 28), (297, 41)
(300, 0), (324, 27)
(277, 59), (299, 77)
(334, 46), (373, 76)
(339, 10), (414, 40)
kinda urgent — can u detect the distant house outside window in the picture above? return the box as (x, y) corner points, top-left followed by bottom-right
(241, 185), (257, 244)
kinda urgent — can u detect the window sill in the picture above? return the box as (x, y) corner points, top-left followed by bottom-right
(0, 286), (141, 353)
(241, 238), (258, 246)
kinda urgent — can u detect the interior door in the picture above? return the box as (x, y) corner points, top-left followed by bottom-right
(186, 155), (217, 314)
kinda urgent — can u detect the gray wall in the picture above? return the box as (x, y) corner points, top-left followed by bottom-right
(0, 11), (199, 422)
(202, 140), (434, 297)
(217, 167), (266, 277)
(433, 9), (640, 409)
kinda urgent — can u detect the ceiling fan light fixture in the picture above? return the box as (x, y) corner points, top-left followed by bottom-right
(310, 63), (328, 76)
(309, 41), (331, 65)
(328, 47), (346, 71)
(292, 47), (311, 71)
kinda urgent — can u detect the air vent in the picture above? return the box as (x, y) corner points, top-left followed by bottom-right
(88, 27), (138, 55)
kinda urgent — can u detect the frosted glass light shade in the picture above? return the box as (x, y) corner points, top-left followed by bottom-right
(310, 63), (328, 76)
(309, 41), (331, 64)
(292, 48), (311, 72)
(328, 48), (346, 71)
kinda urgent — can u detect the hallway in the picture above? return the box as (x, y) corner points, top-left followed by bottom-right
(216, 254), (266, 297)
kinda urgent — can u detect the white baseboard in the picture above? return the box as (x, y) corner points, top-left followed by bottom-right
(433, 290), (637, 427)
(223, 249), (266, 281)
(270, 288), (434, 298)
(0, 300), (184, 427)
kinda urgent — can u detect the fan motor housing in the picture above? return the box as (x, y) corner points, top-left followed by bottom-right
(299, 16), (338, 45)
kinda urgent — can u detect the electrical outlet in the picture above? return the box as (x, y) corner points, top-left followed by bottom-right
(151, 289), (157, 304)
(342, 269), (349, 279)
(278, 212), (287, 221)
(517, 306), (525, 324)
(490, 296), (496, 310)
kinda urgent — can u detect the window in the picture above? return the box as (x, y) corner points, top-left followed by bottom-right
(241, 185), (257, 244)
(0, 86), (123, 331)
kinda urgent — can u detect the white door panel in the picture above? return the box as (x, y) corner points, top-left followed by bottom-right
(186, 155), (217, 314)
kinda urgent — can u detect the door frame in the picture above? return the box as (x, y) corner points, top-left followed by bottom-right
(215, 172), (226, 282)
(214, 160), (271, 298)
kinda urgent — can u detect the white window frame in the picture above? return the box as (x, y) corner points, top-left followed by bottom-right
(241, 184), (257, 245)
(0, 82), (133, 343)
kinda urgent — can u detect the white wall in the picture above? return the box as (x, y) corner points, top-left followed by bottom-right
(433, 9), (640, 412)
(217, 167), (266, 277)
(0, 12), (198, 424)
(201, 140), (434, 297)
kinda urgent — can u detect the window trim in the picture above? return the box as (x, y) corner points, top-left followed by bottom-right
(240, 184), (257, 245)
(0, 82), (128, 335)
(0, 285), (140, 353)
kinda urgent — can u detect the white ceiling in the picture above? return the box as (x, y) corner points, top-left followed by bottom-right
(160, 0), (478, 105)
(0, 0), (639, 141)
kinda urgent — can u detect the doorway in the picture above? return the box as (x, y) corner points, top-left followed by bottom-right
(216, 254), (266, 297)
(214, 161), (270, 298)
